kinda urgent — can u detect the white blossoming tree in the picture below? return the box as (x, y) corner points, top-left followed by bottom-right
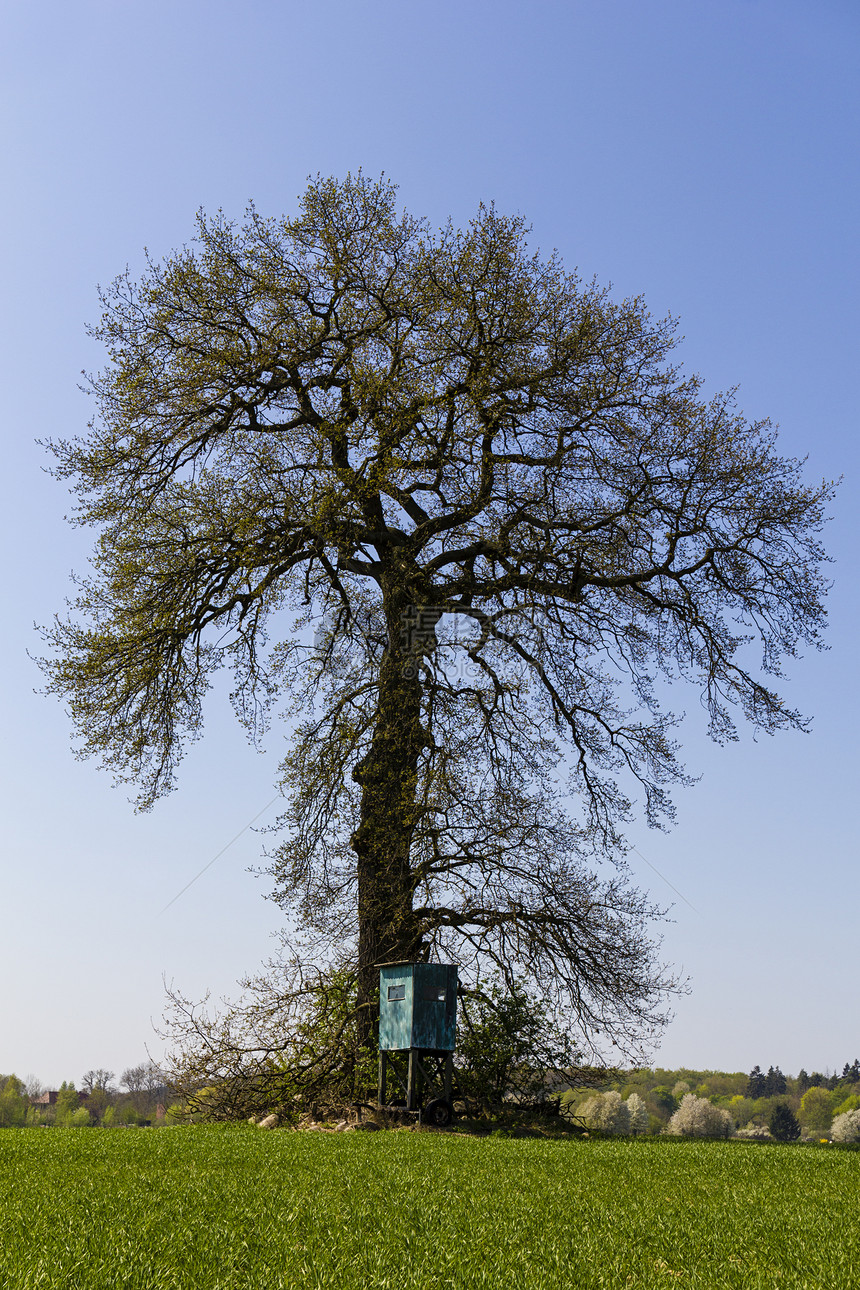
(666, 1093), (732, 1139)
(626, 1092), (650, 1135)
(830, 1109), (860, 1144)
(579, 1090), (631, 1135)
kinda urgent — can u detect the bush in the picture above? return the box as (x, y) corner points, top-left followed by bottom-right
(830, 1109), (860, 1144)
(0, 1077), (27, 1128)
(579, 1091), (631, 1135)
(164, 967), (379, 1120)
(666, 1093), (732, 1138)
(69, 1107), (91, 1127)
(800, 1086), (834, 1134)
(457, 978), (579, 1111)
(626, 1093), (650, 1135)
(54, 1082), (81, 1127)
(650, 1086), (678, 1118)
(726, 1095), (758, 1127)
(735, 1123), (771, 1139)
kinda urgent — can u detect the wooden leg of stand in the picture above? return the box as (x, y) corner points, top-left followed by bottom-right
(378, 1051), (387, 1108)
(407, 1049), (418, 1111)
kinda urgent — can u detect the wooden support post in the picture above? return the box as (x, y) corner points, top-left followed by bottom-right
(407, 1049), (418, 1111)
(444, 1051), (453, 1103)
(378, 1050), (387, 1109)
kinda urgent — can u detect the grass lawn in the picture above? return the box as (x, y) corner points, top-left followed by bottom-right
(0, 1126), (856, 1288)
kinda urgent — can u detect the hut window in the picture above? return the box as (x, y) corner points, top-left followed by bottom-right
(387, 984), (406, 1001)
(422, 985), (446, 1002)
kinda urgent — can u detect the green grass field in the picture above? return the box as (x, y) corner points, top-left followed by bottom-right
(0, 1126), (856, 1288)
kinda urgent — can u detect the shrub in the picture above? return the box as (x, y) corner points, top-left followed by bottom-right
(650, 1086), (678, 1118)
(0, 1077), (27, 1128)
(626, 1093), (650, 1135)
(54, 1082), (81, 1126)
(456, 978), (579, 1112)
(666, 1093), (732, 1138)
(735, 1123), (771, 1139)
(830, 1109), (860, 1144)
(69, 1107), (91, 1127)
(579, 1091), (631, 1135)
(800, 1086), (834, 1134)
(727, 1095), (758, 1126)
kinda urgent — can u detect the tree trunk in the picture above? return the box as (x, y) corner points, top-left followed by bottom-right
(351, 592), (431, 1047)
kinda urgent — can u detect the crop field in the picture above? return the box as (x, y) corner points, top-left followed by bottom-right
(0, 1126), (856, 1289)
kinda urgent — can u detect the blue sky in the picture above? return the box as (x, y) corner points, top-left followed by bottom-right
(1, 0), (857, 1086)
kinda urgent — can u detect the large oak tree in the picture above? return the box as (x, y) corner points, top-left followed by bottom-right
(41, 174), (832, 1059)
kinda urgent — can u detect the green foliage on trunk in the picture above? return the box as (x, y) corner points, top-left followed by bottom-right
(456, 978), (578, 1110)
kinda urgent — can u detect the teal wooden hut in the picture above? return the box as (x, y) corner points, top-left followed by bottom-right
(379, 962), (457, 1052)
(377, 962), (458, 1124)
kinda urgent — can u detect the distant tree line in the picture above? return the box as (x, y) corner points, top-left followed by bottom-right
(561, 1060), (860, 1141)
(746, 1061), (860, 1098)
(796, 1061), (860, 1092)
(0, 1064), (172, 1128)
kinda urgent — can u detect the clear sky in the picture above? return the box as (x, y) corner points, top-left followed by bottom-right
(1, 0), (857, 1087)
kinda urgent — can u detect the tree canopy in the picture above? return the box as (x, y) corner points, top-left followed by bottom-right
(41, 173), (833, 1062)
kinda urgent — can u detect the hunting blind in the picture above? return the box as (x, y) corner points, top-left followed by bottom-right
(377, 962), (458, 1126)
